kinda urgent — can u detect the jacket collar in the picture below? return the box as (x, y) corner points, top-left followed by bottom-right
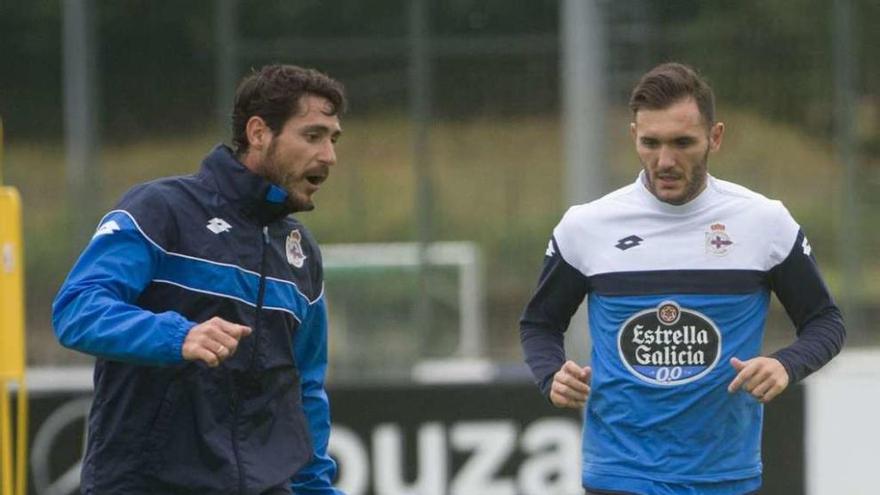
(198, 144), (293, 225)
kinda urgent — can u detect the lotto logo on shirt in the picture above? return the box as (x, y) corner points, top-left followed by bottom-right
(617, 301), (721, 386)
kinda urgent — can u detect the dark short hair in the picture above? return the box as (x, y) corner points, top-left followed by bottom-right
(628, 62), (715, 126)
(232, 64), (347, 155)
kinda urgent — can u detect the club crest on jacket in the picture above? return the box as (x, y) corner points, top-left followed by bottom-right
(286, 229), (307, 268)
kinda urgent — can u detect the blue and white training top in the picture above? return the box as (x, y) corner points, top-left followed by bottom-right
(520, 172), (845, 495)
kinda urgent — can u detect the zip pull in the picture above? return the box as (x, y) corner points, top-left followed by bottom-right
(262, 226), (270, 245)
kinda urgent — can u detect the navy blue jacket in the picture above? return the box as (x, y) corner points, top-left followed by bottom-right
(53, 145), (341, 494)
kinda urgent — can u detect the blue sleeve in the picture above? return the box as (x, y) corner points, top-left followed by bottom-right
(768, 229), (846, 383)
(519, 237), (589, 397)
(290, 296), (342, 494)
(52, 210), (194, 365)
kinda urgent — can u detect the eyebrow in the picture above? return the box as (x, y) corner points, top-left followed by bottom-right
(302, 124), (342, 138)
(639, 133), (698, 143)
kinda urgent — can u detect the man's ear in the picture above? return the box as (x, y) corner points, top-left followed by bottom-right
(245, 116), (271, 152)
(709, 121), (725, 152)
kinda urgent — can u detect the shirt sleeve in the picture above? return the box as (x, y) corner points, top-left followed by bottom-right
(290, 295), (343, 494)
(52, 208), (194, 364)
(519, 236), (589, 397)
(768, 229), (846, 383)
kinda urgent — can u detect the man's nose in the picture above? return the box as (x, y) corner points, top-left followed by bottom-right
(318, 140), (337, 166)
(657, 145), (676, 168)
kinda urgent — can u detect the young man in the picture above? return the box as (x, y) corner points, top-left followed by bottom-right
(520, 62), (845, 495)
(53, 64), (346, 494)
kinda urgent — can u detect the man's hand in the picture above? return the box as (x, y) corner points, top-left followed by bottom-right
(727, 356), (790, 403)
(550, 360), (592, 409)
(182, 317), (252, 367)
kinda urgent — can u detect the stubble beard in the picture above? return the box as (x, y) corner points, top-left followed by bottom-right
(261, 140), (315, 212)
(680, 146), (710, 204)
(646, 146), (710, 205)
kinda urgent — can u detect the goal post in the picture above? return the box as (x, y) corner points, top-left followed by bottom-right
(322, 241), (486, 361)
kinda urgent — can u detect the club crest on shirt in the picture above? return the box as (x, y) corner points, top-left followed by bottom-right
(705, 223), (733, 256)
(286, 229), (307, 268)
(617, 301), (722, 386)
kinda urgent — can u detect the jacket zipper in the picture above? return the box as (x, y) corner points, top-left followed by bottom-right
(248, 225), (270, 370)
(229, 373), (244, 494)
(234, 225), (271, 494)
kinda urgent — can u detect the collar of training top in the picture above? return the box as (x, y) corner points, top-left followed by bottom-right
(198, 144), (294, 225)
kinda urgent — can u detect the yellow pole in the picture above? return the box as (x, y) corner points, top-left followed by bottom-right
(0, 381), (11, 495)
(0, 116), (27, 495)
(0, 117), (4, 183)
(14, 385), (26, 495)
(0, 116), (8, 495)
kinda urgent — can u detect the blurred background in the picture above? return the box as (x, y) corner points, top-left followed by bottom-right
(0, 1), (878, 493)
(2, 0), (876, 378)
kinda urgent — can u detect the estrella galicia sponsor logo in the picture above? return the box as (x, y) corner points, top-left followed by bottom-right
(617, 301), (721, 386)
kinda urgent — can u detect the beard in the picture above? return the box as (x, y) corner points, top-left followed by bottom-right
(260, 140), (315, 212)
(677, 147), (709, 204)
(682, 146), (709, 203)
(645, 145), (710, 205)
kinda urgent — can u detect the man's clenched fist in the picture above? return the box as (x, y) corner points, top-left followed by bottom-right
(182, 317), (252, 367)
(550, 360), (592, 409)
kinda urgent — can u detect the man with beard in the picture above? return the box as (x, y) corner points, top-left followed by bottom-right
(520, 62), (845, 495)
(53, 64), (346, 494)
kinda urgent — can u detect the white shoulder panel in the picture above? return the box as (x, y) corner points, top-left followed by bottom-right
(552, 182), (642, 276)
(711, 178), (800, 270)
(552, 176), (802, 276)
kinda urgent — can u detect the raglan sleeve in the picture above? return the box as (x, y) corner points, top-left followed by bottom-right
(291, 244), (342, 494)
(519, 211), (590, 398)
(51, 184), (195, 365)
(766, 204), (845, 383)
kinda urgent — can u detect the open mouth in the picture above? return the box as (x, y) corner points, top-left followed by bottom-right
(656, 173), (682, 183)
(306, 174), (326, 186)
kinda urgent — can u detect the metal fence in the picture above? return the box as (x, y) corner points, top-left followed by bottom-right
(0, 0), (876, 375)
